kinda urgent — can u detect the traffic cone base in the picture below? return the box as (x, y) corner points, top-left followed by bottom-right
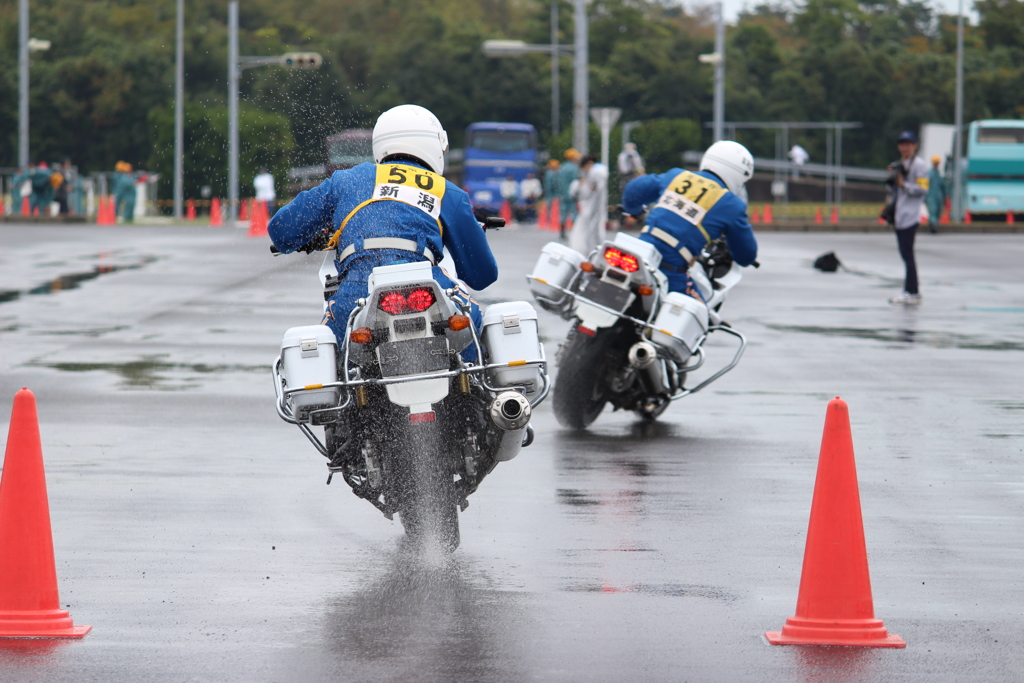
(766, 617), (904, 648)
(0, 610), (91, 638)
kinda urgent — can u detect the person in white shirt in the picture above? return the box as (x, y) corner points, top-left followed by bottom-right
(253, 168), (276, 215)
(788, 144), (809, 178)
(569, 155), (609, 255)
(519, 172), (543, 221)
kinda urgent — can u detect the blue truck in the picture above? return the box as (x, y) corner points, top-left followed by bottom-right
(966, 120), (1024, 216)
(462, 122), (538, 214)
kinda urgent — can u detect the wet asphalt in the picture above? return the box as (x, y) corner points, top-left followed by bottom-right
(0, 222), (1022, 682)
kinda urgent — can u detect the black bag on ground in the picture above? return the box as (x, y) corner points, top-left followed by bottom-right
(813, 252), (842, 272)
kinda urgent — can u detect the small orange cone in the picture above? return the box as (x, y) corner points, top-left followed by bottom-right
(939, 207), (950, 225)
(239, 198), (249, 222)
(96, 196), (111, 225)
(964, 210), (972, 224)
(830, 206), (839, 225)
(500, 200), (513, 225)
(247, 199), (269, 237)
(0, 389), (91, 638)
(814, 206), (823, 224)
(766, 397), (904, 648)
(763, 204), (774, 224)
(21, 196), (30, 216)
(550, 198), (561, 231)
(537, 201), (549, 230)
(186, 198), (197, 221)
(209, 197), (223, 227)
(750, 209), (761, 224)
(1007, 210), (1015, 225)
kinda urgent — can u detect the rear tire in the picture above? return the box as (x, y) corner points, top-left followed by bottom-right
(553, 327), (615, 430)
(394, 427), (460, 552)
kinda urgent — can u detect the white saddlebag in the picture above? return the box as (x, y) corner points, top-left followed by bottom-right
(528, 241), (584, 301)
(281, 325), (340, 418)
(650, 292), (709, 362)
(482, 302), (543, 398)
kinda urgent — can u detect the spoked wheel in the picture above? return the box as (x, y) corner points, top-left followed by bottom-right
(393, 426), (460, 553)
(553, 327), (615, 430)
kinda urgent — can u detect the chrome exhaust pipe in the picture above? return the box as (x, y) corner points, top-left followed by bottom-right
(628, 341), (658, 369)
(490, 391), (532, 431)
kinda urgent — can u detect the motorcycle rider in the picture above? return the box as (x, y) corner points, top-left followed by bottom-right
(268, 105), (498, 352)
(621, 140), (758, 300)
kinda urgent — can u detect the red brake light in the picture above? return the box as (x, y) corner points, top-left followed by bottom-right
(604, 248), (639, 272)
(379, 291), (407, 315)
(406, 288), (435, 312)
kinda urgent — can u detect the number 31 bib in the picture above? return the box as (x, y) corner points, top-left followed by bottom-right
(655, 170), (727, 228)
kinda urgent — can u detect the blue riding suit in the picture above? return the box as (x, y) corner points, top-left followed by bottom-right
(622, 168), (757, 298)
(268, 160), (498, 356)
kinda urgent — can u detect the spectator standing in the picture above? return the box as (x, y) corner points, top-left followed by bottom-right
(519, 172), (542, 221)
(925, 155), (946, 235)
(887, 131), (930, 305)
(113, 162), (136, 223)
(254, 167), (276, 216)
(11, 165), (30, 214)
(569, 154), (609, 256)
(617, 142), (645, 184)
(52, 163), (69, 215)
(557, 148), (581, 239)
(788, 144), (809, 178)
(30, 162), (55, 215)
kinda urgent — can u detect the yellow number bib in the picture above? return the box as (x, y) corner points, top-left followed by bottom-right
(655, 170), (727, 229)
(373, 164), (446, 220)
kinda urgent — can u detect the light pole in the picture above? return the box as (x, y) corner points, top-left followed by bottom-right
(17, 0), (50, 169)
(482, 39), (574, 145)
(698, 1), (725, 142)
(551, 0), (559, 137)
(952, 0), (965, 222)
(227, 1), (321, 223)
(174, 0), (184, 220)
(572, 0), (588, 154)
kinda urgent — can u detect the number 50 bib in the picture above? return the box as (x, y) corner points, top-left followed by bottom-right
(655, 170), (726, 227)
(373, 164), (447, 221)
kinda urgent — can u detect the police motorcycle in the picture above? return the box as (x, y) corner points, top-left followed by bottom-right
(526, 232), (748, 429)
(271, 216), (548, 552)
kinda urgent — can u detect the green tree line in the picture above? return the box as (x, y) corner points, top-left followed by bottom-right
(1, 0), (1022, 198)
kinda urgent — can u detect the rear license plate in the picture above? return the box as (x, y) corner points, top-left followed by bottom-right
(579, 277), (631, 312)
(377, 337), (450, 377)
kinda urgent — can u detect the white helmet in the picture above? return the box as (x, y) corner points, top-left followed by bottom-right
(699, 140), (754, 196)
(372, 104), (449, 175)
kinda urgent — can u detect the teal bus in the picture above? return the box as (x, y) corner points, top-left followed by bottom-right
(966, 120), (1024, 216)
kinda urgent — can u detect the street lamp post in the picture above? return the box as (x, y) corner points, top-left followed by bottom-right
(226, 1), (321, 223)
(572, 0), (588, 154)
(952, 0), (965, 222)
(698, 1), (726, 143)
(174, 0), (184, 220)
(18, 0), (28, 169)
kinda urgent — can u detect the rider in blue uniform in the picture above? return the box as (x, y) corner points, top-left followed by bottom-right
(621, 140), (758, 299)
(269, 105), (498, 350)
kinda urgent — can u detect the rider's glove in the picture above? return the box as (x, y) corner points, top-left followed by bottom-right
(297, 229), (331, 254)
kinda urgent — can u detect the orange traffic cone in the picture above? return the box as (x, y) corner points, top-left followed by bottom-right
(750, 209), (761, 224)
(248, 199), (269, 237)
(550, 198), (561, 231)
(538, 201), (549, 230)
(964, 210), (972, 224)
(0, 389), (91, 638)
(96, 196), (110, 225)
(209, 197), (223, 227)
(1007, 210), (1015, 225)
(763, 204), (774, 224)
(500, 200), (513, 225)
(939, 207), (950, 225)
(186, 198), (196, 221)
(766, 397), (905, 648)
(239, 198), (249, 222)
(814, 206), (823, 224)
(830, 206), (839, 225)
(21, 196), (30, 216)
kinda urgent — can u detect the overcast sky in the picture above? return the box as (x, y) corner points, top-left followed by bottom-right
(700, 0), (979, 24)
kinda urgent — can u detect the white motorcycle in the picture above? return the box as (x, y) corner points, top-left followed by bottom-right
(526, 232), (751, 429)
(272, 221), (548, 551)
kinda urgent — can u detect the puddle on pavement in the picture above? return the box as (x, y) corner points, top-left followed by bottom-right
(563, 582), (735, 600)
(29, 356), (265, 390)
(0, 255), (157, 305)
(763, 323), (1024, 351)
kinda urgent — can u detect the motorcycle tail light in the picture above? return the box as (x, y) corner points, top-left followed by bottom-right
(604, 247), (639, 272)
(379, 291), (407, 315)
(406, 288), (435, 312)
(448, 314), (471, 331)
(350, 327), (373, 344)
